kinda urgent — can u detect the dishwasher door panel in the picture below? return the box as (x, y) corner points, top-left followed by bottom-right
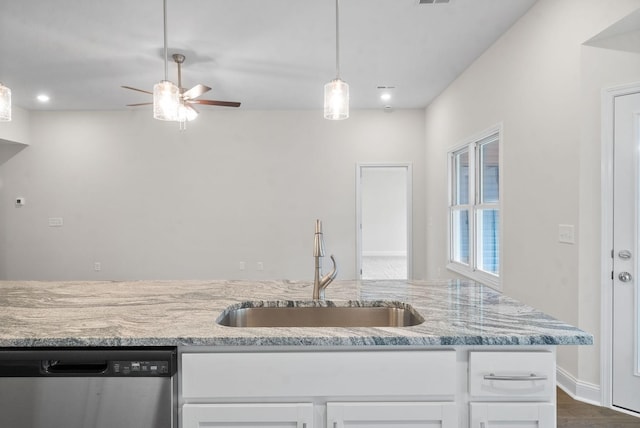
(0, 377), (172, 428)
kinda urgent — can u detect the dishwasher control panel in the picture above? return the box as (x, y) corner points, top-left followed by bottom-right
(111, 360), (171, 376)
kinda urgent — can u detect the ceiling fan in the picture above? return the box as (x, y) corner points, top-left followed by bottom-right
(122, 53), (241, 118)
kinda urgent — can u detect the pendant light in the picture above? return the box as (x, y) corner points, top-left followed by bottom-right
(153, 0), (180, 121)
(324, 0), (349, 120)
(0, 83), (11, 122)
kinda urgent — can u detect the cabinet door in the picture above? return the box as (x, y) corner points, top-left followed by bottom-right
(327, 402), (458, 428)
(183, 403), (313, 428)
(470, 403), (555, 428)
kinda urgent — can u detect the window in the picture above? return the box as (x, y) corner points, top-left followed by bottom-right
(448, 129), (501, 287)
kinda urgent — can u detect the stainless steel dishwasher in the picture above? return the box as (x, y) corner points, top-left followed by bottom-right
(0, 347), (177, 428)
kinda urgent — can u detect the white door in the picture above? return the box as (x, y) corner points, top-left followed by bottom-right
(612, 91), (640, 414)
(356, 164), (412, 280)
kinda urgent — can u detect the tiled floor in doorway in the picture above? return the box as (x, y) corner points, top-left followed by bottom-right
(361, 256), (407, 280)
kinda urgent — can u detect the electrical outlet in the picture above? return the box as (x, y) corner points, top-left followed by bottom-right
(257, 262), (264, 271)
(15, 197), (25, 207)
(239, 261), (246, 271)
(94, 262), (101, 272)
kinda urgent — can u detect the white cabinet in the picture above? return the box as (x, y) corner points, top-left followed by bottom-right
(470, 403), (555, 428)
(180, 348), (557, 428)
(468, 352), (556, 428)
(327, 402), (458, 428)
(183, 403), (313, 428)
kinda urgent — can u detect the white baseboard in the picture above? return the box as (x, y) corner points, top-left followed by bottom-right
(556, 366), (601, 406)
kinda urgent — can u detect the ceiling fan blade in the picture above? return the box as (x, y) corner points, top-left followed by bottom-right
(190, 99), (241, 108)
(122, 85), (153, 95)
(182, 84), (211, 100)
(126, 102), (153, 107)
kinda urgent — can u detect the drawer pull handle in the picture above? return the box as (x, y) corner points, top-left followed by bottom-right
(484, 373), (547, 381)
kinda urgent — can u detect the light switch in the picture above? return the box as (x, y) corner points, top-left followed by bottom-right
(558, 224), (575, 244)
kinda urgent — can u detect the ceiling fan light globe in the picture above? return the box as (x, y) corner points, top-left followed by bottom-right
(153, 80), (180, 121)
(178, 103), (198, 122)
(0, 83), (11, 122)
(324, 78), (349, 120)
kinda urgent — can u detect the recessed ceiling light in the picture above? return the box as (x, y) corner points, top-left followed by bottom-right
(377, 85), (396, 104)
(36, 94), (50, 103)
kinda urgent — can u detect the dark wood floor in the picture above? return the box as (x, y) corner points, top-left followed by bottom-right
(558, 388), (640, 427)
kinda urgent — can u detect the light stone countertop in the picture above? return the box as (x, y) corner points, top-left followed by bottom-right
(0, 279), (593, 348)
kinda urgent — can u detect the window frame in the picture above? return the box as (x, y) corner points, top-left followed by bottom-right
(447, 125), (502, 289)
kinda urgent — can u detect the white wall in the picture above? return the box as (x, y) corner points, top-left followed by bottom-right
(424, 0), (640, 390)
(0, 109), (426, 281)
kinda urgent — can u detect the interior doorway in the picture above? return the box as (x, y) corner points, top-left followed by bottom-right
(602, 83), (640, 416)
(356, 163), (412, 280)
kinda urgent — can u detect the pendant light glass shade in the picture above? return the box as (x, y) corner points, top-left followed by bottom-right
(0, 83), (11, 122)
(324, 0), (349, 120)
(153, 80), (180, 121)
(153, 0), (181, 123)
(324, 78), (349, 120)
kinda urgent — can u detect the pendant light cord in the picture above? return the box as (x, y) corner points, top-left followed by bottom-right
(335, 0), (341, 79)
(163, 0), (169, 81)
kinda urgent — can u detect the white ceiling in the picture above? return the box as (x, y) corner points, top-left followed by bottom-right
(0, 0), (537, 112)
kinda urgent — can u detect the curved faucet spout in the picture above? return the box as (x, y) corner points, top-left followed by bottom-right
(318, 255), (338, 300)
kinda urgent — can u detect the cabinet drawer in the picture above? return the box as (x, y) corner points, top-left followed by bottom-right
(182, 351), (456, 399)
(470, 402), (555, 427)
(469, 352), (555, 401)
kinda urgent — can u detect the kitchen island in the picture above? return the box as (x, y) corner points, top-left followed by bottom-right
(0, 279), (592, 428)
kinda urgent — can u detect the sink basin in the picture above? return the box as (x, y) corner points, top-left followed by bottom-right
(217, 301), (424, 328)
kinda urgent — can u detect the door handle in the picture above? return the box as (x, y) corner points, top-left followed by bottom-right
(618, 272), (633, 282)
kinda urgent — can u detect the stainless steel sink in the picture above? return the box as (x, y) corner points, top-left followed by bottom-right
(217, 302), (424, 328)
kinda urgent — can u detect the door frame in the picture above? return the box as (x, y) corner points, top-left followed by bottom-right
(601, 81), (640, 413)
(355, 162), (413, 280)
